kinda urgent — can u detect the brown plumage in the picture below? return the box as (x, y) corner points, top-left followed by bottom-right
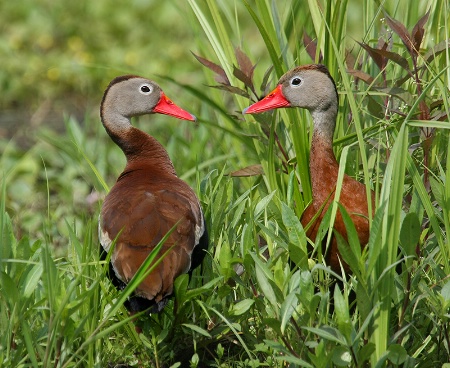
(99, 75), (208, 313)
(244, 64), (374, 273)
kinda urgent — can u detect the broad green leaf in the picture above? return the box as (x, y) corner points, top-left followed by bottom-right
(440, 280), (450, 301)
(332, 346), (352, 366)
(230, 197), (248, 229)
(355, 281), (372, 327)
(41, 244), (59, 307)
(335, 232), (360, 278)
(250, 252), (273, 281)
(250, 253), (278, 312)
(281, 202), (308, 268)
(1, 271), (19, 304)
(254, 191), (276, 219)
(218, 240), (232, 278)
(182, 323), (212, 338)
(174, 274), (189, 308)
(21, 318), (39, 366)
(399, 212), (421, 258)
(184, 276), (223, 301)
(430, 177), (444, 209)
(386, 344), (408, 364)
(357, 343), (376, 365)
(190, 353), (199, 365)
(275, 354), (314, 367)
(22, 263), (43, 299)
(333, 284), (352, 342)
(255, 264), (278, 312)
(337, 203), (362, 260)
(298, 270), (314, 307)
(366, 201), (386, 275)
(264, 318), (282, 336)
(302, 326), (347, 345)
(280, 291), (298, 334)
(231, 299), (255, 316)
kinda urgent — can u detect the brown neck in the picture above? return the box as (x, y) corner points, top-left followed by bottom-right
(307, 100), (339, 200)
(109, 126), (176, 176)
(309, 130), (339, 202)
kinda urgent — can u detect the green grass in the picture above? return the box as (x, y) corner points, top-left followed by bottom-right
(1, 0), (450, 367)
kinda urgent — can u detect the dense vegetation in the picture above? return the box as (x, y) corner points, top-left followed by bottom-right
(1, 1), (449, 367)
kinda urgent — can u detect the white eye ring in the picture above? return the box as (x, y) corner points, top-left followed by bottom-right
(290, 76), (302, 87)
(139, 83), (153, 95)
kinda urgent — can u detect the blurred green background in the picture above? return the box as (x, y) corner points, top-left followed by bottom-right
(1, 1), (203, 139)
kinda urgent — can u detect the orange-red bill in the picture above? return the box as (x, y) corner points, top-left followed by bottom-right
(153, 92), (197, 121)
(243, 85), (290, 114)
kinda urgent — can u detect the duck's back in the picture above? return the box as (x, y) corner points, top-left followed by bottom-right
(100, 166), (207, 310)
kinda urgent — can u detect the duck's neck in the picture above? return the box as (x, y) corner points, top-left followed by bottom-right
(309, 107), (339, 201)
(102, 114), (176, 175)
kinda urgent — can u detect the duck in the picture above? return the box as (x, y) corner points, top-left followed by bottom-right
(244, 64), (375, 273)
(99, 75), (208, 313)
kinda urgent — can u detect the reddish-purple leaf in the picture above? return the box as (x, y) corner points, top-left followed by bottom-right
(411, 11), (430, 53)
(260, 65), (274, 95)
(358, 42), (386, 70)
(192, 52), (230, 85)
(208, 84), (251, 98)
(431, 111), (448, 122)
(375, 49), (411, 71)
(230, 164), (264, 177)
(393, 73), (414, 88)
(384, 13), (414, 54)
(430, 99), (444, 111)
(303, 31), (323, 63)
(376, 38), (386, 51)
(233, 65), (254, 91)
(347, 69), (375, 85)
(377, 38), (389, 52)
(213, 74), (229, 85)
(235, 47), (254, 80)
(234, 48), (257, 95)
(233, 65), (252, 87)
(344, 50), (357, 69)
(359, 41), (410, 71)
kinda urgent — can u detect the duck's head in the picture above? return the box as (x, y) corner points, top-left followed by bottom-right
(244, 64), (338, 115)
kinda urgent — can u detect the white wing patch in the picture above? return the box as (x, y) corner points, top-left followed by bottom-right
(98, 216), (124, 282)
(98, 217), (113, 253)
(194, 206), (205, 246)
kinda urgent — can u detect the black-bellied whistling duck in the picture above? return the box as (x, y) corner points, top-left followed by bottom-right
(99, 75), (208, 313)
(244, 64), (375, 273)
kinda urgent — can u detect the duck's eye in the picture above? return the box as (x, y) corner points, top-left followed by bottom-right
(290, 77), (302, 87)
(140, 84), (153, 95)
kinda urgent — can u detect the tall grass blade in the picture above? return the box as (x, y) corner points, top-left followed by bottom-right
(371, 123), (408, 363)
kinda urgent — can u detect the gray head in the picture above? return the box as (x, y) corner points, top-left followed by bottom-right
(243, 65), (339, 141)
(101, 75), (196, 122)
(277, 65), (338, 114)
(102, 76), (163, 119)
(244, 64), (338, 115)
